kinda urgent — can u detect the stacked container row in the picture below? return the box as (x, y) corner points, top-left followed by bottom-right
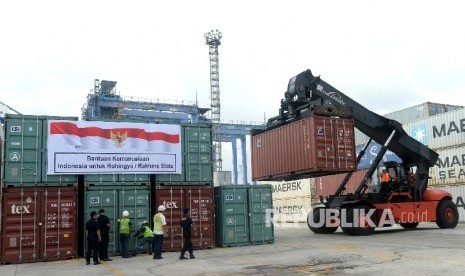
(214, 185), (274, 248)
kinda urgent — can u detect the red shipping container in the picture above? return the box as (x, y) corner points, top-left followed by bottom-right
(153, 185), (215, 252)
(1, 186), (78, 264)
(314, 169), (372, 198)
(252, 115), (356, 181)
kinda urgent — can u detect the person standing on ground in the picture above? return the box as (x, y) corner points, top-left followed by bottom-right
(86, 211), (101, 265)
(97, 209), (112, 261)
(153, 205), (167, 260)
(118, 210), (132, 258)
(133, 220), (154, 256)
(179, 208), (195, 260)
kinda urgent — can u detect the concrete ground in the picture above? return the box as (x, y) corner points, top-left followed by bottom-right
(1, 223), (465, 276)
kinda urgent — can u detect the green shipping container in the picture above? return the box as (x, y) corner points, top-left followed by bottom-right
(215, 185), (274, 247)
(83, 185), (151, 256)
(84, 174), (150, 185)
(248, 185), (274, 244)
(3, 114), (78, 185)
(157, 124), (213, 184)
(214, 186), (249, 247)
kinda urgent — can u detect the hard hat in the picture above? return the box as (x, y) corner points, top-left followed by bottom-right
(123, 210), (129, 217)
(158, 205), (166, 212)
(141, 220), (148, 225)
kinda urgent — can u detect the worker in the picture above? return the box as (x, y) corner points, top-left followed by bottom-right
(153, 205), (167, 260)
(379, 169), (391, 197)
(133, 220), (154, 256)
(179, 208), (195, 260)
(97, 209), (112, 262)
(118, 210), (132, 258)
(85, 211), (101, 265)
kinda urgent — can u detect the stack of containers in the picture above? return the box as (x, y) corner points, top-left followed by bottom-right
(153, 124), (216, 252)
(1, 114), (79, 264)
(349, 103), (465, 222)
(261, 179), (313, 225)
(214, 185), (274, 247)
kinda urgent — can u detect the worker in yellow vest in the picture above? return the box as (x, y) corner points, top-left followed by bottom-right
(133, 220), (154, 256)
(118, 210), (132, 258)
(153, 205), (167, 260)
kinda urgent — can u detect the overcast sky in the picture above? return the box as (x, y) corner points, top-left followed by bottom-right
(1, 1), (465, 182)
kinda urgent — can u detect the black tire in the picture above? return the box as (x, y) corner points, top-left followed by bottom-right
(436, 199), (459, 229)
(341, 205), (376, 236)
(399, 222), (419, 229)
(307, 207), (338, 234)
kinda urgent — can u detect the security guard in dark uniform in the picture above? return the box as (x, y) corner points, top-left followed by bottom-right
(179, 208), (195, 260)
(86, 211), (101, 265)
(97, 209), (112, 261)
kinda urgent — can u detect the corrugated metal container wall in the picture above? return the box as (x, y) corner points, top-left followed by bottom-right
(1, 187), (78, 264)
(214, 186), (249, 247)
(83, 186), (151, 256)
(252, 116), (356, 181)
(265, 178), (313, 200)
(432, 185), (465, 222)
(354, 104), (463, 146)
(84, 174), (150, 186)
(429, 146), (465, 186)
(384, 102), (463, 124)
(248, 185), (274, 245)
(314, 169), (373, 199)
(156, 125), (213, 184)
(404, 108), (465, 150)
(3, 114), (78, 185)
(273, 196), (312, 223)
(154, 185), (215, 252)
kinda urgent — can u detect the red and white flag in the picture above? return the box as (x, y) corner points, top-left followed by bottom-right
(47, 120), (182, 175)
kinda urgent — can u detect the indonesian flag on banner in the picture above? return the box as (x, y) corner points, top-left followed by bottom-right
(47, 120), (182, 175)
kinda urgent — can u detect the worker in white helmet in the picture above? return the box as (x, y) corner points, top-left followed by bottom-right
(152, 205), (167, 259)
(118, 210), (132, 258)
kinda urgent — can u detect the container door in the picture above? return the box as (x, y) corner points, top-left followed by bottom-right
(1, 189), (41, 263)
(215, 186), (249, 247)
(248, 186), (274, 244)
(119, 187), (151, 255)
(155, 186), (185, 251)
(84, 188), (118, 256)
(4, 116), (42, 184)
(40, 188), (78, 260)
(184, 125), (213, 183)
(185, 186), (215, 249)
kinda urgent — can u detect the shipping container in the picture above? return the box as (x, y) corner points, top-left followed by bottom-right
(214, 185), (274, 247)
(404, 107), (465, 150)
(156, 125), (213, 184)
(3, 114), (78, 185)
(273, 196), (312, 223)
(433, 185), (465, 222)
(251, 115), (356, 181)
(83, 185), (151, 257)
(264, 178), (313, 200)
(354, 103), (463, 146)
(248, 185), (274, 244)
(1, 186), (78, 264)
(314, 169), (374, 199)
(429, 146), (465, 186)
(214, 186), (249, 247)
(153, 185), (215, 252)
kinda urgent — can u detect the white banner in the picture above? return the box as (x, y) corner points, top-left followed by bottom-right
(47, 120), (182, 175)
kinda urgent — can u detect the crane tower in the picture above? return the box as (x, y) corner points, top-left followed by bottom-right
(204, 29), (223, 172)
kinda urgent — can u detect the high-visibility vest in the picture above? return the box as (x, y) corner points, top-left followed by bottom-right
(119, 218), (131, 234)
(381, 173), (391, 183)
(153, 213), (164, 232)
(143, 226), (154, 238)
